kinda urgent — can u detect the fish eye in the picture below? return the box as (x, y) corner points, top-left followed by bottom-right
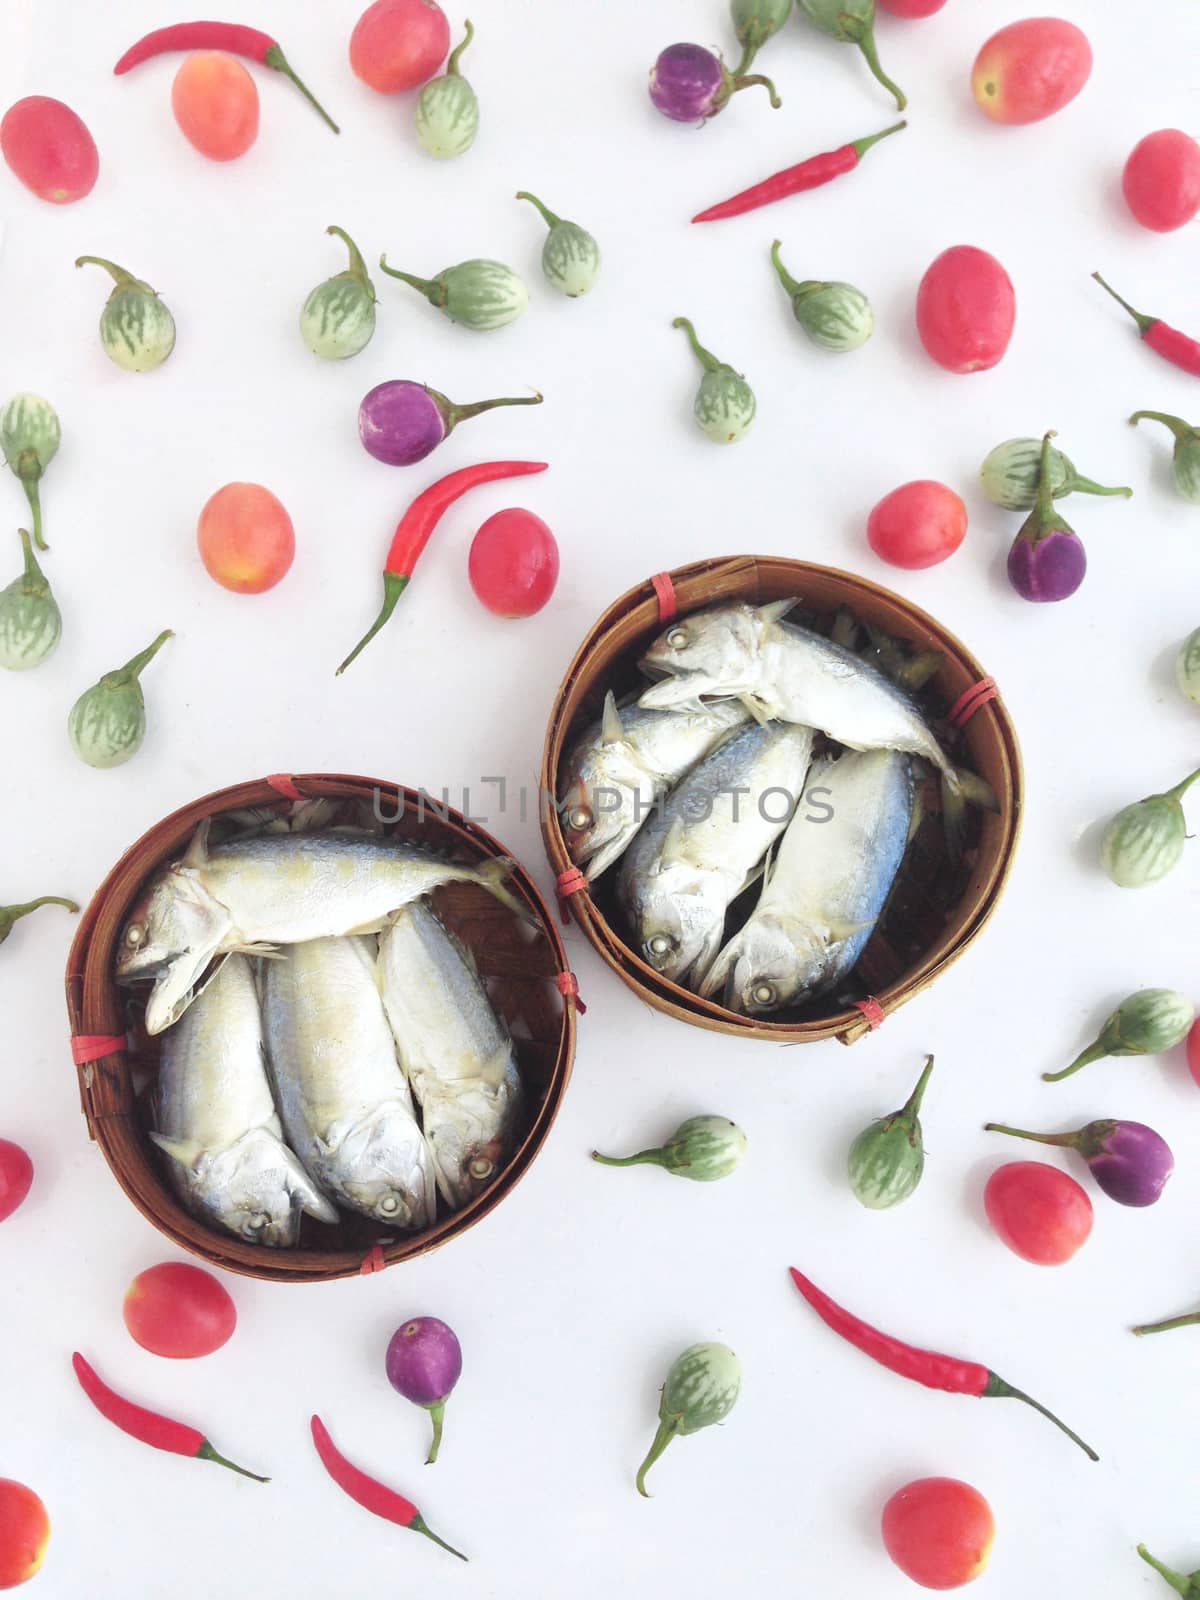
(567, 805), (593, 832)
(647, 934), (675, 959)
(242, 1213), (270, 1237)
(377, 1194), (403, 1216)
(468, 1156), (495, 1182)
(124, 923), (146, 948)
(666, 627), (689, 649)
(752, 982), (776, 1007)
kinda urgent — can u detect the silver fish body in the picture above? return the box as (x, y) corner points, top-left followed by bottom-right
(617, 720), (815, 987)
(260, 936), (437, 1230)
(702, 748), (914, 1015)
(559, 692), (750, 880)
(378, 902), (523, 1211)
(152, 953), (339, 1247)
(117, 825), (525, 1034)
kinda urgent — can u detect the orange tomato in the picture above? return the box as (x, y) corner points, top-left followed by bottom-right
(197, 482), (295, 593)
(171, 52), (259, 161)
(0, 1480), (49, 1590)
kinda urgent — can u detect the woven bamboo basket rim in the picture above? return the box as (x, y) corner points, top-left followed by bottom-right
(66, 773), (577, 1283)
(541, 555), (1023, 1044)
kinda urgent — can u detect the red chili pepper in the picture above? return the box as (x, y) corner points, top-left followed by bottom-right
(1092, 272), (1200, 377)
(692, 120), (907, 223)
(788, 1268), (1099, 1460)
(336, 459), (549, 675)
(113, 22), (339, 134)
(72, 1352), (268, 1481)
(310, 1415), (467, 1561)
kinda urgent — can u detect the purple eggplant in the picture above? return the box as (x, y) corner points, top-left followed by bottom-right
(1006, 431), (1089, 602)
(358, 380), (543, 467)
(984, 1119), (1174, 1207)
(385, 1316), (463, 1464)
(648, 42), (779, 123)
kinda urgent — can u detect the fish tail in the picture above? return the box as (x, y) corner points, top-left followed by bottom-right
(475, 857), (535, 925)
(940, 766), (999, 862)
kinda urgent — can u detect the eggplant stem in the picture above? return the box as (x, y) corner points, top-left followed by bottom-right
(1137, 1545), (1193, 1596)
(378, 256), (442, 305)
(444, 391), (544, 432)
(1042, 1040), (1107, 1083)
(635, 1417), (678, 1496)
(18, 469), (45, 551)
(591, 1149), (665, 1169)
(1166, 765), (1200, 803)
(1069, 471), (1133, 498)
(336, 572), (409, 676)
(854, 31), (906, 111)
(515, 191), (561, 230)
(770, 241), (814, 303)
(118, 630), (174, 682)
(1132, 1310), (1200, 1337)
(985, 1373), (1099, 1461)
(263, 44), (340, 134)
(75, 254), (142, 289)
(14, 528), (49, 593)
(1, 896), (79, 924)
(326, 226), (372, 291)
(425, 1400), (445, 1465)
(1130, 410), (1195, 442)
(446, 19), (474, 76)
(731, 71), (781, 108)
(983, 1122), (1068, 1148)
(672, 316), (724, 374)
(900, 1055), (935, 1120)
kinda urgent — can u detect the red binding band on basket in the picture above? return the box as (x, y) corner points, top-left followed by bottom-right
(556, 971), (587, 1014)
(555, 866), (587, 924)
(947, 678), (998, 730)
(266, 773), (305, 801)
(71, 1034), (127, 1065)
(650, 571), (677, 624)
(853, 997), (886, 1031)
(359, 1244), (387, 1275)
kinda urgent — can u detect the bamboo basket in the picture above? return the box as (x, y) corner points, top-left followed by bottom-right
(541, 557), (1023, 1044)
(66, 774), (577, 1283)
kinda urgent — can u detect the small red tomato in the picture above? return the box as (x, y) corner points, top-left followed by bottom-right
(1186, 1018), (1200, 1088)
(971, 18), (1092, 125)
(916, 245), (1016, 374)
(1122, 130), (1200, 233)
(123, 1262), (237, 1359)
(468, 508), (559, 617)
(867, 480), (966, 569)
(0, 1140), (33, 1223)
(198, 482), (295, 593)
(0, 95), (98, 203)
(882, 1477), (994, 1590)
(984, 1161), (1093, 1266)
(350, 0), (450, 93)
(171, 52), (259, 161)
(878, 0), (948, 15)
(0, 1480), (49, 1590)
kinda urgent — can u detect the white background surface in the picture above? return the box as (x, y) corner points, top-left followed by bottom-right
(1, 1), (1199, 1594)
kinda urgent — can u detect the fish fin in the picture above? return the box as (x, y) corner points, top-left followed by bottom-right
(757, 597), (800, 627)
(281, 1152), (340, 1225)
(476, 857), (536, 926)
(150, 1133), (205, 1171)
(682, 919), (727, 993)
(697, 932), (741, 1000)
(659, 817), (692, 868)
(825, 915), (873, 945)
(739, 693), (772, 727)
(181, 818), (212, 870)
(940, 765), (999, 860)
(894, 650), (944, 692)
(481, 1044), (516, 1089)
(342, 916), (388, 937)
(830, 606), (860, 650)
(600, 690), (625, 746)
(230, 941), (284, 960)
(907, 787), (926, 843)
(957, 769), (999, 813)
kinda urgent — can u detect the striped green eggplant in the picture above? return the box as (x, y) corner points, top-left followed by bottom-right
(75, 256), (175, 373)
(1178, 627), (1200, 704)
(517, 191), (600, 297)
(674, 316), (756, 443)
(415, 21), (479, 159)
(379, 253), (528, 331)
(593, 1115), (746, 1182)
(771, 242), (873, 352)
(0, 392), (59, 550)
(0, 528), (61, 671)
(68, 629), (173, 769)
(1129, 411), (1200, 504)
(980, 436), (1132, 511)
(300, 226), (376, 360)
(847, 1055), (934, 1210)
(1045, 988), (1196, 1082)
(1100, 766), (1200, 887)
(637, 1342), (742, 1496)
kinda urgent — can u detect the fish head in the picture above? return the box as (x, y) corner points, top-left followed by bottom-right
(425, 1128), (508, 1211)
(156, 1130), (338, 1248)
(711, 913), (829, 1016)
(117, 867), (232, 1034)
(334, 1103), (435, 1230)
(632, 867), (726, 987)
(638, 604), (770, 710)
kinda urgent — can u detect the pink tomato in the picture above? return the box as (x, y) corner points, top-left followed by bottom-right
(0, 95), (98, 203)
(123, 1262), (237, 1359)
(916, 245), (1015, 374)
(468, 508), (559, 617)
(1186, 1018), (1200, 1088)
(0, 1141), (33, 1223)
(198, 482), (295, 593)
(867, 480), (966, 569)
(1122, 130), (1200, 233)
(971, 18), (1092, 125)
(879, 0), (948, 15)
(0, 1480), (49, 1590)
(350, 0), (450, 93)
(984, 1161), (1093, 1265)
(171, 52), (259, 161)
(882, 1477), (994, 1590)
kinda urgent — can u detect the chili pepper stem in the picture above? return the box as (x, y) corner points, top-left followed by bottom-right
(119, 629), (174, 682)
(263, 44), (339, 133)
(852, 119), (907, 159)
(326, 225), (372, 291)
(1043, 1042), (1108, 1083)
(1092, 272), (1154, 336)
(1130, 410), (1194, 441)
(409, 1513), (468, 1561)
(591, 1149), (666, 1169)
(337, 573), (409, 676)
(731, 71), (781, 108)
(440, 391), (544, 430)
(636, 1416), (678, 1497)
(900, 1054), (935, 1121)
(196, 1439), (270, 1482)
(672, 316), (723, 373)
(378, 257), (444, 305)
(515, 191), (561, 228)
(446, 20), (474, 76)
(984, 1372), (1099, 1460)
(74, 254), (141, 289)
(1138, 1546), (1192, 1595)
(1132, 1310), (1200, 1337)
(425, 1402), (445, 1466)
